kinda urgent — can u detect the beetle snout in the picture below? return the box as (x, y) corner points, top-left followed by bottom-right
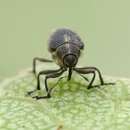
(63, 54), (77, 67)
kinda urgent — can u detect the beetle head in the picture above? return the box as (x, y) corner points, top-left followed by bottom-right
(63, 54), (77, 68)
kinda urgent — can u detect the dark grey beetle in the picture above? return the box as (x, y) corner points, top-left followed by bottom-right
(27, 28), (114, 99)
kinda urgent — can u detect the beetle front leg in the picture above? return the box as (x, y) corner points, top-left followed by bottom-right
(32, 69), (66, 100)
(27, 68), (62, 96)
(80, 67), (115, 86)
(74, 67), (115, 89)
(33, 57), (53, 75)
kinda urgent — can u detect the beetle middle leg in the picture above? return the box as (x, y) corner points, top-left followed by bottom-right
(33, 57), (53, 75)
(32, 68), (66, 99)
(74, 67), (115, 89)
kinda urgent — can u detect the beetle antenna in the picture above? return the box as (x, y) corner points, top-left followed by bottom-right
(67, 67), (72, 81)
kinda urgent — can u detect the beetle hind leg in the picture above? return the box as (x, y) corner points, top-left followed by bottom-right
(32, 57), (53, 75)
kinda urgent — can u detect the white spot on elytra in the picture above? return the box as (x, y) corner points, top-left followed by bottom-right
(64, 34), (70, 42)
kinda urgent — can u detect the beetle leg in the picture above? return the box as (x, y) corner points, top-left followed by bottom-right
(51, 76), (67, 89)
(80, 67), (115, 85)
(32, 68), (66, 100)
(74, 67), (115, 89)
(27, 68), (62, 96)
(74, 68), (96, 89)
(87, 71), (96, 89)
(33, 57), (53, 75)
(79, 74), (89, 82)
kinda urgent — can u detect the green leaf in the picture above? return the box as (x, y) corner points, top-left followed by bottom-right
(0, 67), (130, 130)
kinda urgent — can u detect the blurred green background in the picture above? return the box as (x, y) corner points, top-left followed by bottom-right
(0, 0), (130, 79)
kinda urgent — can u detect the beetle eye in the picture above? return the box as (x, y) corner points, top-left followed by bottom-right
(63, 54), (77, 67)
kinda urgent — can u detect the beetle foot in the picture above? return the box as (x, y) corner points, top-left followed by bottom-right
(102, 82), (115, 86)
(26, 89), (37, 96)
(87, 82), (115, 89)
(87, 85), (100, 89)
(32, 94), (51, 100)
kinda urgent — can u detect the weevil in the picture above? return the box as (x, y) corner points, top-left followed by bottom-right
(27, 28), (114, 99)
